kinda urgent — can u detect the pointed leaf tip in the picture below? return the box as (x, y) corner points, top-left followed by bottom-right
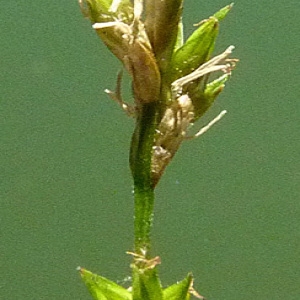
(163, 273), (193, 300)
(80, 268), (131, 300)
(213, 3), (234, 21)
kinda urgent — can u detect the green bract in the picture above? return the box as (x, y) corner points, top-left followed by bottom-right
(79, 267), (132, 300)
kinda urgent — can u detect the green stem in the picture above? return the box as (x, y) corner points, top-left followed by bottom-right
(130, 102), (158, 255)
(133, 185), (154, 255)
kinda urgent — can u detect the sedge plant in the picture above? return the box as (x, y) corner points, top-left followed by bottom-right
(77, 0), (238, 299)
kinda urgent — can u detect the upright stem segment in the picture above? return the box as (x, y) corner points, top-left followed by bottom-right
(133, 185), (154, 255)
(130, 102), (158, 256)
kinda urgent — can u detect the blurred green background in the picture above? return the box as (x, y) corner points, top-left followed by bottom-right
(1, 1), (299, 299)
